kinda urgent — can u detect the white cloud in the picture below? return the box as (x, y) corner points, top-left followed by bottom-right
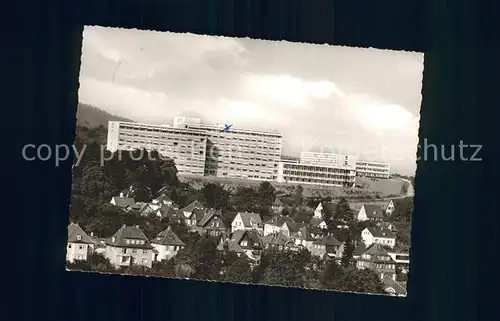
(240, 73), (344, 107)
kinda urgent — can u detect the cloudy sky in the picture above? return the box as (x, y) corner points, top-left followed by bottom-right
(79, 26), (424, 176)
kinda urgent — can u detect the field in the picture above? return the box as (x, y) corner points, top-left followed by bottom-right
(179, 174), (406, 199)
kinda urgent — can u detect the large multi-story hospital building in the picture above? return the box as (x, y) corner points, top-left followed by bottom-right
(355, 160), (391, 179)
(106, 118), (390, 187)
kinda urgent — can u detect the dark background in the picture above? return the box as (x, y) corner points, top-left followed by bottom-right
(10, 0), (494, 321)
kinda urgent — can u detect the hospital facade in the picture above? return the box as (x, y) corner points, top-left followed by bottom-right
(106, 118), (391, 187)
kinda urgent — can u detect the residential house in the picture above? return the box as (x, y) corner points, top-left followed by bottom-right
(155, 205), (184, 223)
(382, 275), (407, 296)
(313, 201), (336, 219)
(384, 199), (396, 215)
(263, 215), (295, 236)
(361, 226), (396, 248)
(197, 208), (227, 237)
(262, 232), (290, 251)
(152, 193), (179, 209)
(125, 202), (147, 213)
(309, 216), (328, 230)
(356, 204), (387, 222)
(271, 198), (284, 214)
(138, 203), (162, 216)
(352, 242), (368, 260)
(231, 212), (263, 234)
(220, 230), (264, 261)
(151, 226), (186, 261)
(280, 218), (300, 238)
(110, 192), (135, 209)
(181, 200), (204, 218)
(356, 243), (397, 281)
(289, 225), (316, 251)
(67, 223), (95, 262)
(185, 207), (206, 228)
(311, 235), (344, 259)
(89, 233), (107, 255)
(386, 244), (410, 273)
(104, 225), (154, 268)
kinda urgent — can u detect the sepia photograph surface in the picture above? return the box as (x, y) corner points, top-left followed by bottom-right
(68, 26), (423, 296)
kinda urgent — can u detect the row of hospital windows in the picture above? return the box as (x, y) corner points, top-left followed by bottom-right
(187, 126), (283, 139)
(119, 126), (282, 139)
(357, 163), (390, 169)
(220, 173), (275, 180)
(282, 167), (355, 174)
(358, 261), (395, 270)
(281, 177), (351, 185)
(282, 171), (355, 179)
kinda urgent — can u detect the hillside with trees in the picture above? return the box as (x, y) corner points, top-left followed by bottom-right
(76, 103), (134, 128)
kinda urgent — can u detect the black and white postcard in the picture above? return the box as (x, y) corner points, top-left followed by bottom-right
(68, 26), (423, 296)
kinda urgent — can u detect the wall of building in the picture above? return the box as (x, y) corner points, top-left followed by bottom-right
(355, 161), (391, 179)
(66, 242), (94, 262)
(105, 245), (153, 268)
(277, 161), (356, 187)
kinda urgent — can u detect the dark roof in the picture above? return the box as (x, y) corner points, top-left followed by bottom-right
(357, 244), (395, 263)
(262, 233), (288, 245)
(354, 243), (368, 256)
(152, 227), (185, 246)
(192, 207), (206, 221)
(288, 222), (307, 233)
(230, 230), (263, 249)
(67, 223), (94, 244)
(237, 212), (263, 227)
(321, 202), (337, 213)
(313, 235), (342, 246)
(367, 226), (396, 238)
(181, 200), (204, 213)
(198, 208), (223, 227)
(158, 205), (183, 220)
(127, 202), (147, 211)
(309, 217), (325, 227)
(153, 193), (173, 204)
(111, 196), (135, 208)
(264, 215), (295, 227)
(290, 225), (316, 241)
(382, 276), (407, 296)
(273, 198), (284, 206)
(105, 225), (153, 249)
(390, 243), (411, 254)
(362, 204), (386, 219)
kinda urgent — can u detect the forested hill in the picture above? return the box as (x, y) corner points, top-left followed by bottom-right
(76, 103), (134, 128)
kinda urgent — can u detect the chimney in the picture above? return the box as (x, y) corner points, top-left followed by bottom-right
(90, 232), (94, 237)
(120, 192), (124, 198)
(167, 226), (172, 231)
(135, 225), (140, 229)
(122, 224), (126, 228)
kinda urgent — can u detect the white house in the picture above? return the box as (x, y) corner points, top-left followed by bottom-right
(385, 200), (396, 215)
(152, 193), (175, 206)
(66, 223), (95, 262)
(263, 215), (294, 236)
(110, 192), (135, 209)
(231, 212), (263, 234)
(104, 225), (154, 268)
(151, 226), (186, 261)
(357, 204), (386, 222)
(361, 226), (396, 248)
(181, 200), (204, 218)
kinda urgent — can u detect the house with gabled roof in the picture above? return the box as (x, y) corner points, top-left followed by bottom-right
(184, 207), (206, 227)
(311, 235), (344, 259)
(197, 208), (227, 237)
(104, 225), (154, 268)
(152, 193), (179, 209)
(382, 275), (407, 296)
(356, 204), (387, 222)
(151, 226), (186, 261)
(289, 225), (317, 251)
(313, 201), (336, 219)
(110, 192), (135, 209)
(262, 232), (290, 251)
(271, 198), (284, 214)
(125, 202), (147, 213)
(67, 223), (95, 263)
(155, 205), (184, 223)
(138, 203), (162, 216)
(219, 230), (264, 261)
(181, 200), (204, 218)
(231, 212), (263, 234)
(361, 226), (396, 248)
(386, 244), (410, 273)
(384, 199), (396, 215)
(263, 215), (295, 236)
(309, 216), (328, 230)
(356, 243), (397, 281)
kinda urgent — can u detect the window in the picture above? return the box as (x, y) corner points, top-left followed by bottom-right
(68, 244), (72, 249)
(79, 245), (83, 250)
(76, 235), (82, 241)
(126, 239), (131, 244)
(143, 249), (148, 254)
(122, 248), (127, 254)
(132, 249), (137, 253)
(142, 259), (148, 264)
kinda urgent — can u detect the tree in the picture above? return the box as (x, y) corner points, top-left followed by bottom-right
(340, 238), (355, 267)
(202, 183), (230, 210)
(192, 235), (221, 280)
(231, 186), (259, 212)
(262, 249), (309, 287)
(337, 267), (386, 294)
(334, 197), (354, 225)
(321, 261), (345, 290)
(225, 257), (252, 283)
(294, 185), (304, 206)
(258, 181), (277, 208)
